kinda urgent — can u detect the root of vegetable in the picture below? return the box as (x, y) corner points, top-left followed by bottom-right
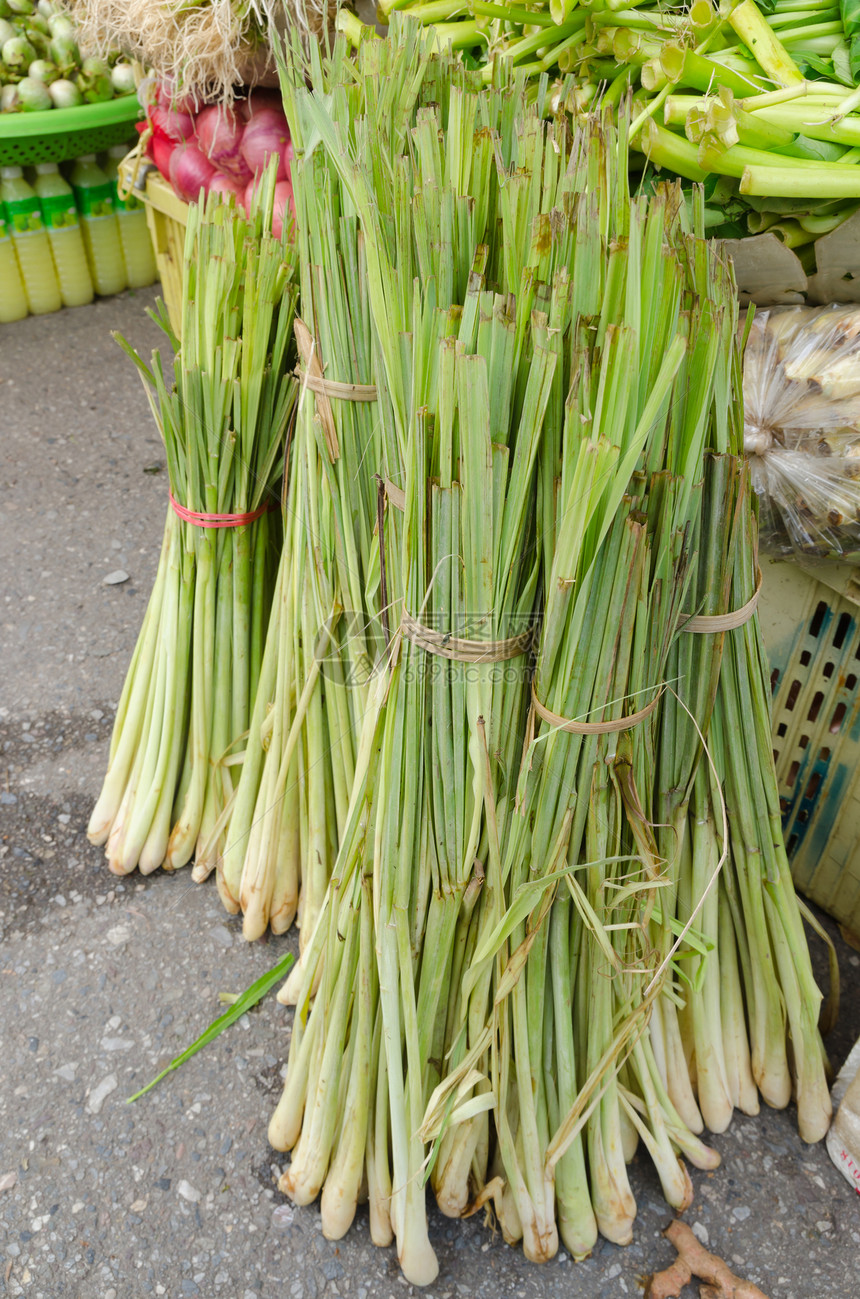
(648, 1220), (771, 1299)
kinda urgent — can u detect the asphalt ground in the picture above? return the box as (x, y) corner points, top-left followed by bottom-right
(1, 290), (859, 1299)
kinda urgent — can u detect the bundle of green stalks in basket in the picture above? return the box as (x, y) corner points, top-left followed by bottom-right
(255, 21), (832, 1286)
(88, 174), (298, 878)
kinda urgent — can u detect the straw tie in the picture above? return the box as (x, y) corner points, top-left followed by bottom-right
(400, 610), (533, 664)
(530, 682), (665, 735)
(294, 370), (378, 402)
(677, 567), (763, 634)
(294, 318), (378, 464)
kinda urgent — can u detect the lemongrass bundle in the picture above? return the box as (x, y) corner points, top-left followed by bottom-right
(423, 186), (744, 1260)
(88, 178), (298, 877)
(212, 89), (398, 946)
(674, 496), (832, 1143)
(262, 19), (831, 1286)
(266, 26), (710, 1280)
(269, 41), (560, 1280)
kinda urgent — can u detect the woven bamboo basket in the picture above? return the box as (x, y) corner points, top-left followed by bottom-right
(120, 151), (187, 336)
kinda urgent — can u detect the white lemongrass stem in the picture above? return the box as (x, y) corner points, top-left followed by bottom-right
(718, 883), (761, 1116)
(88, 516), (171, 846)
(320, 876), (376, 1239)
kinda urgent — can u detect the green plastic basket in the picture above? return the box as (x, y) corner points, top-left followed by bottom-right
(0, 95), (143, 167)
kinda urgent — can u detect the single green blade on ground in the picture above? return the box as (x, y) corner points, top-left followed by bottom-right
(126, 950), (295, 1103)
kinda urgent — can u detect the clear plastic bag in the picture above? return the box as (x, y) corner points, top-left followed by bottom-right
(744, 304), (860, 561)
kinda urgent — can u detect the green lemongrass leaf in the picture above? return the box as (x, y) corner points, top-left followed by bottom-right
(126, 951), (295, 1102)
(111, 330), (157, 388)
(650, 904), (714, 958)
(795, 895), (840, 1034)
(564, 871), (624, 970)
(603, 873), (673, 912)
(462, 853), (637, 998)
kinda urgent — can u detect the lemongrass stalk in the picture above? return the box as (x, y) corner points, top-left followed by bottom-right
(736, 545), (831, 1140)
(717, 881), (760, 1115)
(135, 536), (193, 874)
(623, 1044), (694, 1209)
(684, 772), (734, 1132)
(281, 879), (362, 1205)
(214, 536), (290, 897)
(714, 691), (792, 1108)
(637, 1035), (722, 1169)
(366, 1010), (393, 1248)
(88, 481), (173, 846)
(265, 753), (301, 934)
(548, 895), (598, 1259)
(110, 580), (174, 872)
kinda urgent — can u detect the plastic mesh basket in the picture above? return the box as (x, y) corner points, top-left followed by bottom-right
(761, 556), (860, 939)
(0, 96), (142, 167)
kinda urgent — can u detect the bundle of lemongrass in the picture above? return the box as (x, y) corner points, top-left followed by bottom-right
(212, 120), (393, 946)
(259, 23), (830, 1285)
(88, 174), (298, 877)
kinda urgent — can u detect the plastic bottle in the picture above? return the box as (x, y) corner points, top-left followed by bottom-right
(33, 162), (94, 309)
(0, 208), (29, 323)
(69, 153), (127, 297)
(0, 165), (62, 316)
(103, 145), (157, 290)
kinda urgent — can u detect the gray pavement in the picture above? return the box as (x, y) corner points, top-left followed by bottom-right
(1, 291), (859, 1299)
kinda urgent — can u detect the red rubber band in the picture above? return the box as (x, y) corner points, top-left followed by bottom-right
(169, 493), (276, 529)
